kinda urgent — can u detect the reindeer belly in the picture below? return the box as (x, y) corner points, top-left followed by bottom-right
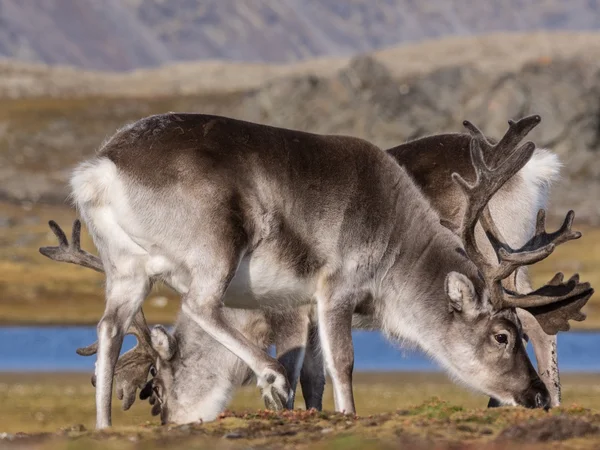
(224, 254), (316, 309)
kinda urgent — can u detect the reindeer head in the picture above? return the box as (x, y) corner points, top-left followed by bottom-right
(439, 115), (593, 408)
(78, 321), (181, 424)
(126, 317), (249, 425)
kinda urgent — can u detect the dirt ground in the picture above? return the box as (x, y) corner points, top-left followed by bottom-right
(0, 373), (599, 449)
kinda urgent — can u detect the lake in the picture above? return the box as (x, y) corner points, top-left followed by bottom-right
(0, 327), (598, 372)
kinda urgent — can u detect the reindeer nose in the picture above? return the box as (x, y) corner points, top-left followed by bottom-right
(535, 392), (547, 409)
(537, 391), (551, 411)
(520, 379), (551, 410)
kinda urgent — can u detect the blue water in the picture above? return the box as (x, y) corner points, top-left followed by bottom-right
(0, 327), (598, 372)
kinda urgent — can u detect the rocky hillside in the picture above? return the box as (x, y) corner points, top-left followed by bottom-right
(1, 0), (600, 70)
(1, 33), (599, 224)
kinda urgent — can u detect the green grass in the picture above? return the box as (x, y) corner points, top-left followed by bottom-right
(0, 372), (599, 449)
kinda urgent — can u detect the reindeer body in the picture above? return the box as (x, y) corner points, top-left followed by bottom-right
(139, 133), (562, 425)
(69, 113), (588, 428)
(73, 114), (481, 427)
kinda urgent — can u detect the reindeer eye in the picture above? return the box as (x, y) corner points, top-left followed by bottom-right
(494, 333), (508, 345)
(150, 366), (157, 377)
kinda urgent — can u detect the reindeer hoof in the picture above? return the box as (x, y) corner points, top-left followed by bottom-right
(257, 368), (291, 411)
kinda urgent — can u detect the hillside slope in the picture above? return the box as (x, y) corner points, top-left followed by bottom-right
(2, 0), (600, 70)
(1, 33), (599, 225)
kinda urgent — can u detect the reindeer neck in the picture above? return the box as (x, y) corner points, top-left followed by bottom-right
(374, 212), (481, 352)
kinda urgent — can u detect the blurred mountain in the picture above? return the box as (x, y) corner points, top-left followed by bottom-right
(2, 32), (600, 224)
(1, 0), (600, 71)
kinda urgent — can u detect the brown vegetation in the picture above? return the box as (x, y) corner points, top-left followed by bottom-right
(1, 373), (599, 449)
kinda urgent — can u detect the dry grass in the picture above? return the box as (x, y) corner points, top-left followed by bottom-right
(0, 372), (599, 449)
(0, 202), (179, 325)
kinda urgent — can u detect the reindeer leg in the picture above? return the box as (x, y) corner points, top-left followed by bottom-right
(96, 265), (150, 428)
(181, 249), (291, 412)
(271, 308), (310, 410)
(300, 322), (326, 411)
(316, 277), (357, 415)
(508, 266), (560, 407)
(517, 308), (560, 406)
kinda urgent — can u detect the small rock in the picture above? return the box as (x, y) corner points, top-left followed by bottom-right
(223, 431), (246, 439)
(321, 428), (333, 434)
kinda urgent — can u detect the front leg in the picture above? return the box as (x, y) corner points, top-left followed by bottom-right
(316, 280), (357, 414)
(517, 308), (560, 406)
(182, 258), (292, 411)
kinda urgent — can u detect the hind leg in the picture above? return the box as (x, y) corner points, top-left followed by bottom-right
(95, 261), (150, 428)
(271, 307), (311, 409)
(300, 322), (326, 410)
(315, 274), (359, 414)
(182, 251), (292, 411)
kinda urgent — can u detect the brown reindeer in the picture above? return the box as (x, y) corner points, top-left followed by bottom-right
(54, 114), (591, 427)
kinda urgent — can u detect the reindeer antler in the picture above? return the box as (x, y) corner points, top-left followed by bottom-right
(453, 115), (539, 300)
(39, 220), (103, 272)
(454, 115), (594, 334)
(77, 311), (157, 410)
(462, 114), (543, 168)
(39, 220), (158, 410)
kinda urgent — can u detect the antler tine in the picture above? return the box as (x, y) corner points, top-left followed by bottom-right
(129, 310), (156, 352)
(462, 119), (494, 149)
(504, 274), (592, 308)
(479, 208), (582, 286)
(487, 115), (542, 168)
(504, 273), (594, 335)
(39, 220), (103, 272)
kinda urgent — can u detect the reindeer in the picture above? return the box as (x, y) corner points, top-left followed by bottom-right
(60, 112), (591, 428)
(42, 119), (585, 424)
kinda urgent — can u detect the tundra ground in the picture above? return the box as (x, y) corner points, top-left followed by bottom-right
(0, 373), (599, 449)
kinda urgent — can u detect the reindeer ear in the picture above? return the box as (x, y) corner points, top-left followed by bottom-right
(151, 325), (177, 361)
(445, 272), (478, 316)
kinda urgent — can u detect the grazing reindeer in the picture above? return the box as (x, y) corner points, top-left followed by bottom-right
(54, 113), (592, 427)
(42, 220), (315, 422)
(42, 136), (585, 424)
